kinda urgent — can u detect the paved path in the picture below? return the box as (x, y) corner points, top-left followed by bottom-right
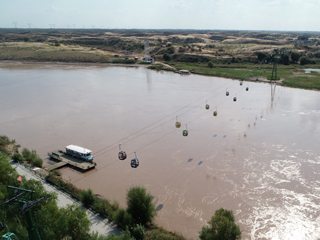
(10, 161), (120, 237)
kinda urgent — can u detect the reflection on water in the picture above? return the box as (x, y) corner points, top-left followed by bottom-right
(1, 62), (320, 239)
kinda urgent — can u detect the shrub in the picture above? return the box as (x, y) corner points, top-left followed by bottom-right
(208, 61), (214, 68)
(50, 169), (61, 176)
(28, 150), (38, 164)
(22, 148), (31, 161)
(32, 157), (43, 168)
(80, 188), (96, 207)
(12, 153), (23, 162)
(55, 41), (60, 46)
(144, 226), (186, 240)
(163, 53), (171, 61)
(166, 46), (175, 54)
(12, 153), (23, 163)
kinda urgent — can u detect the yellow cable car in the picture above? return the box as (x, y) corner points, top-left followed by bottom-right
(175, 116), (181, 128)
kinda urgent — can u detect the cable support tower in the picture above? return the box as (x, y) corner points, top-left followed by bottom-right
(144, 38), (150, 62)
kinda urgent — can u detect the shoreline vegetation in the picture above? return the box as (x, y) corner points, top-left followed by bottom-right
(1, 135), (242, 240)
(1, 28), (320, 90)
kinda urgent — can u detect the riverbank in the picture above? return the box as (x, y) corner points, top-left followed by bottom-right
(2, 55), (319, 91)
(155, 61), (320, 90)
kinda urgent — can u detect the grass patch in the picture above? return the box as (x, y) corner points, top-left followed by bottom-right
(282, 77), (320, 90)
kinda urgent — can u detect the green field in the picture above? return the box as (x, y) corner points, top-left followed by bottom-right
(162, 61), (320, 90)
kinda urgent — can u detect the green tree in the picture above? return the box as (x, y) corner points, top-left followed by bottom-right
(163, 53), (171, 61)
(113, 208), (134, 229)
(300, 56), (309, 65)
(280, 54), (290, 65)
(208, 61), (214, 68)
(199, 208), (241, 240)
(257, 52), (268, 61)
(62, 204), (91, 240)
(126, 186), (156, 226)
(291, 51), (300, 62)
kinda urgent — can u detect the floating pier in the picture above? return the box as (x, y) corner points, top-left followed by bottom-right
(47, 150), (96, 171)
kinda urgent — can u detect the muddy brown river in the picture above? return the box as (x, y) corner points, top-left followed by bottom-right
(1, 62), (320, 239)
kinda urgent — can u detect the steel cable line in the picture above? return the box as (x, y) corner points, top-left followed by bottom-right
(93, 80), (234, 155)
(94, 81), (238, 158)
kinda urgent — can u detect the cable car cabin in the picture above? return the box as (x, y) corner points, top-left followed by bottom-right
(240, 82), (243, 86)
(175, 121), (181, 128)
(233, 97), (237, 102)
(118, 151), (127, 160)
(65, 145), (94, 162)
(205, 104), (210, 110)
(183, 129), (188, 136)
(246, 87), (249, 91)
(131, 158), (139, 168)
(213, 111), (218, 116)
(226, 91), (229, 96)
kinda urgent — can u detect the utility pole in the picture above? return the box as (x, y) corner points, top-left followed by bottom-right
(13, 22), (17, 29)
(0, 186), (51, 240)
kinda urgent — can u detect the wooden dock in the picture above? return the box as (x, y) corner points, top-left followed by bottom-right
(47, 151), (96, 171)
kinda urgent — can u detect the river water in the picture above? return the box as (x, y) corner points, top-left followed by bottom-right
(1, 62), (320, 239)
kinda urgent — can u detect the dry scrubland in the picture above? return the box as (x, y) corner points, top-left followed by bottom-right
(1, 29), (320, 89)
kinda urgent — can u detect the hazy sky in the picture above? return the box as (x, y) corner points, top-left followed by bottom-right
(1, 0), (319, 31)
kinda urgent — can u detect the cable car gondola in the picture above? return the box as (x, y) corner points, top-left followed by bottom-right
(131, 152), (139, 168)
(233, 94), (237, 102)
(213, 107), (218, 116)
(205, 100), (210, 110)
(175, 116), (181, 128)
(118, 144), (127, 160)
(226, 88), (229, 96)
(182, 124), (188, 137)
(246, 86), (249, 91)
(250, 73), (253, 77)
(240, 81), (243, 86)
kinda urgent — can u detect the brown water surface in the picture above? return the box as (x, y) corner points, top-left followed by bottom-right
(1, 62), (320, 239)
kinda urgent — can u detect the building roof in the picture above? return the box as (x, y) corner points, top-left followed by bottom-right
(66, 145), (92, 154)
